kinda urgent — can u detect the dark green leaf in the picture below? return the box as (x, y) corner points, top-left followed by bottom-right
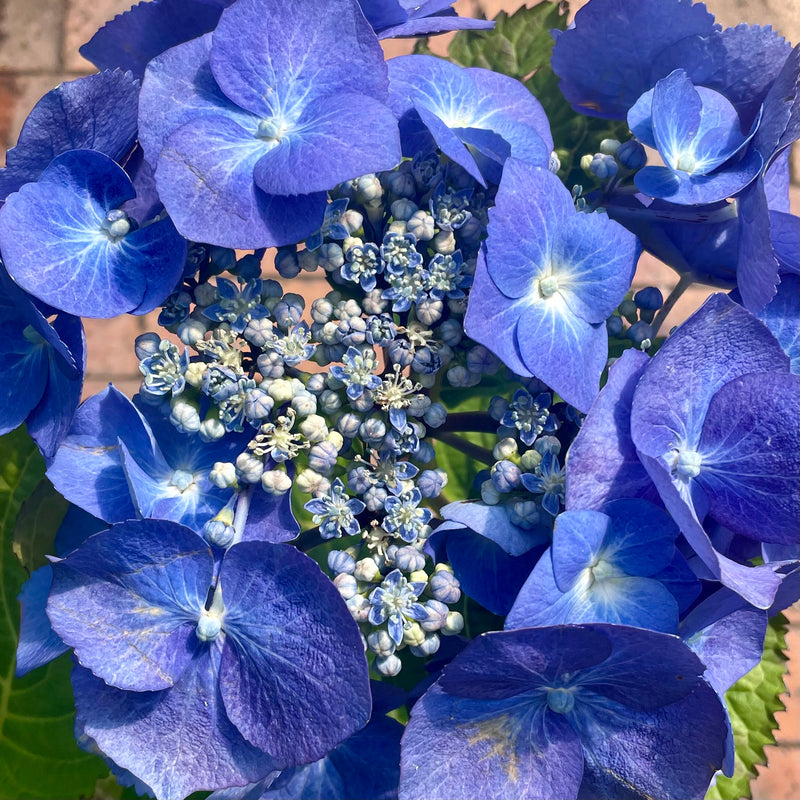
(0, 426), (108, 799)
(12, 478), (69, 572)
(447, 1), (566, 80)
(705, 613), (790, 800)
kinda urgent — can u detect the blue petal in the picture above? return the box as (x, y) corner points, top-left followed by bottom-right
(378, 15), (493, 39)
(0, 150), (164, 317)
(209, 0), (388, 119)
(697, 371), (799, 544)
(550, 510), (606, 591)
(252, 93), (400, 196)
(515, 295), (608, 413)
(15, 566), (68, 677)
(138, 32), (259, 165)
(550, 211), (639, 324)
(753, 273), (799, 372)
(565, 349), (662, 512)
(551, 0), (717, 119)
(440, 500), (548, 556)
(80, 0), (226, 78)
(0, 70), (140, 199)
(26, 312), (86, 460)
(47, 385), (158, 523)
(48, 520), (213, 690)
(218, 542), (371, 766)
(485, 161), (573, 299)
(634, 150), (762, 205)
(72, 649), (277, 800)
(156, 115), (326, 248)
(400, 683), (583, 800)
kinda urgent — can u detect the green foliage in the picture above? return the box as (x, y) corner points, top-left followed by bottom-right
(446, 1), (564, 79)
(13, 479), (69, 573)
(0, 426), (108, 800)
(706, 613), (791, 800)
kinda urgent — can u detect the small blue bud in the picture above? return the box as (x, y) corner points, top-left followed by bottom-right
(421, 599), (448, 632)
(308, 440), (339, 473)
(418, 468), (447, 498)
(274, 247), (301, 278)
(438, 318), (463, 347)
(394, 546), (426, 573)
(589, 153), (618, 180)
(430, 568), (461, 604)
(617, 139), (647, 171)
(606, 315), (624, 337)
(328, 549), (356, 575)
(203, 519), (235, 549)
(409, 632), (440, 658)
(634, 286), (664, 310)
(415, 441), (435, 463)
(491, 460), (522, 493)
(134, 332), (161, 360)
(363, 485), (388, 512)
(627, 320), (655, 347)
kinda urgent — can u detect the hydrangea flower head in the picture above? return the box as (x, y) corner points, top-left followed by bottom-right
(137, 0), (402, 248)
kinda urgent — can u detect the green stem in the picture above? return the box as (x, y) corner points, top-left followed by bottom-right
(435, 431), (495, 466)
(438, 411), (498, 434)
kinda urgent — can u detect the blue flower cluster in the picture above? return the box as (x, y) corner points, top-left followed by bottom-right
(1, 1), (798, 799)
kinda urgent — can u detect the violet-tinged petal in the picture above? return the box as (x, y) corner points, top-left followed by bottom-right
(47, 520), (212, 691)
(252, 93), (400, 196)
(138, 33), (259, 165)
(697, 371), (799, 544)
(210, 0), (388, 119)
(549, 510), (605, 591)
(566, 349), (661, 511)
(576, 686), (726, 800)
(630, 293), (788, 464)
(441, 628), (612, 699)
(73, 650), (277, 800)
(26, 312), (86, 460)
(47, 385), (158, 523)
(0, 70), (139, 199)
(771, 212), (799, 275)
(156, 115), (326, 248)
(753, 43), (800, 162)
(241, 485), (299, 544)
(15, 566), (68, 677)
(737, 177), (781, 311)
(378, 15), (493, 38)
(247, 714), (404, 800)
(753, 273), (799, 372)
(440, 500), (548, 556)
(440, 527), (543, 616)
(681, 588), (767, 697)
(399, 684), (584, 800)
(550, 0), (717, 120)
(218, 542), (370, 766)
(360, 0), (407, 31)
(80, 0), (227, 78)
(413, 104), (484, 185)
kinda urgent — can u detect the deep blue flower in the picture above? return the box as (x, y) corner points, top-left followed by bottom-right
(628, 69), (762, 205)
(46, 520), (371, 799)
(0, 149), (186, 317)
(387, 55), (552, 185)
(383, 486), (432, 542)
(360, 0), (493, 39)
(399, 625), (727, 800)
(506, 499), (694, 633)
(0, 268), (85, 458)
(368, 569), (427, 645)
(465, 159), (639, 412)
(137, 0), (401, 249)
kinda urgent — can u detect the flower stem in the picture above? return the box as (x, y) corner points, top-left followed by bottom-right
(435, 431), (495, 465)
(438, 411), (498, 434)
(651, 273), (694, 337)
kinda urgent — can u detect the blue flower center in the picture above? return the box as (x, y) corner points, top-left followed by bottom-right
(102, 209), (131, 241)
(673, 448), (703, 480)
(546, 687), (576, 714)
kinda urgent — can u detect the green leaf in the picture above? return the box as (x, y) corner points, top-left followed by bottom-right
(705, 613), (791, 800)
(12, 478), (69, 572)
(0, 426), (108, 799)
(447, 1), (565, 80)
